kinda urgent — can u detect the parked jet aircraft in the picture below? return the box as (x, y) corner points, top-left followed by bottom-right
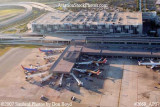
(25, 72), (48, 79)
(72, 68), (101, 75)
(21, 62), (53, 73)
(39, 48), (64, 53)
(41, 73), (53, 83)
(70, 73), (83, 86)
(138, 60), (160, 69)
(43, 55), (56, 60)
(39, 48), (53, 53)
(58, 74), (64, 87)
(76, 58), (107, 66)
(21, 65), (38, 73)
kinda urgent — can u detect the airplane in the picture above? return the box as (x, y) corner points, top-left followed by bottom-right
(39, 48), (53, 53)
(76, 58), (107, 66)
(39, 48), (64, 53)
(21, 65), (38, 73)
(70, 73), (83, 86)
(58, 74), (64, 87)
(35, 62), (53, 69)
(25, 72), (48, 80)
(21, 62), (53, 73)
(138, 60), (160, 69)
(43, 55), (56, 60)
(41, 73), (53, 83)
(72, 68), (101, 75)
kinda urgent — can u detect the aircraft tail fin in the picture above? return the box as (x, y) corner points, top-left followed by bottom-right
(138, 61), (141, 65)
(102, 58), (107, 63)
(150, 59), (154, 63)
(96, 69), (101, 75)
(21, 65), (25, 70)
(39, 48), (42, 52)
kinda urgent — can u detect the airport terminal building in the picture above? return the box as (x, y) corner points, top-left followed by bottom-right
(31, 11), (143, 34)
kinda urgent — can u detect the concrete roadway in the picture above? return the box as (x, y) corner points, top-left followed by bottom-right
(0, 48), (31, 79)
(0, 3), (32, 27)
(0, 1), (58, 30)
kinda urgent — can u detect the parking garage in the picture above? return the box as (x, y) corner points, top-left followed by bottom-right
(32, 11), (143, 35)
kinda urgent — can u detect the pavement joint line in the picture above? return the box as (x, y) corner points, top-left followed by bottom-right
(98, 60), (111, 106)
(118, 60), (125, 107)
(137, 62), (139, 103)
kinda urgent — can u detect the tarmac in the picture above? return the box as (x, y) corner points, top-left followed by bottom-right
(0, 49), (159, 107)
(0, 48), (32, 78)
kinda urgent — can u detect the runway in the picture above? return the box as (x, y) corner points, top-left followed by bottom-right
(0, 48), (31, 79)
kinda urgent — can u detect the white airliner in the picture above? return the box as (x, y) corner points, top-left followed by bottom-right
(41, 73), (53, 83)
(44, 55), (56, 60)
(70, 73), (83, 86)
(72, 68), (101, 75)
(58, 74), (64, 87)
(21, 62), (53, 73)
(138, 60), (160, 69)
(39, 48), (64, 53)
(25, 72), (48, 79)
(76, 58), (107, 66)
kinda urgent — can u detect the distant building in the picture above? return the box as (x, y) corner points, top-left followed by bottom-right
(156, 0), (160, 25)
(156, 0), (160, 6)
(156, 0), (160, 12)
(31, 11), (143, 35)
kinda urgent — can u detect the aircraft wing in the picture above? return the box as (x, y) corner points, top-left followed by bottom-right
(151, 65), (155, 69)
(79, 70), (86, 73)
(97, 58), (102, 61)
(96, 63), (99, 66)
(30, 65), (33, 69)
(150, 60), (154, 63)
(94, 69), (99, 72)
(73, 68), (86, 73)
(88, 73), (92, 76)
